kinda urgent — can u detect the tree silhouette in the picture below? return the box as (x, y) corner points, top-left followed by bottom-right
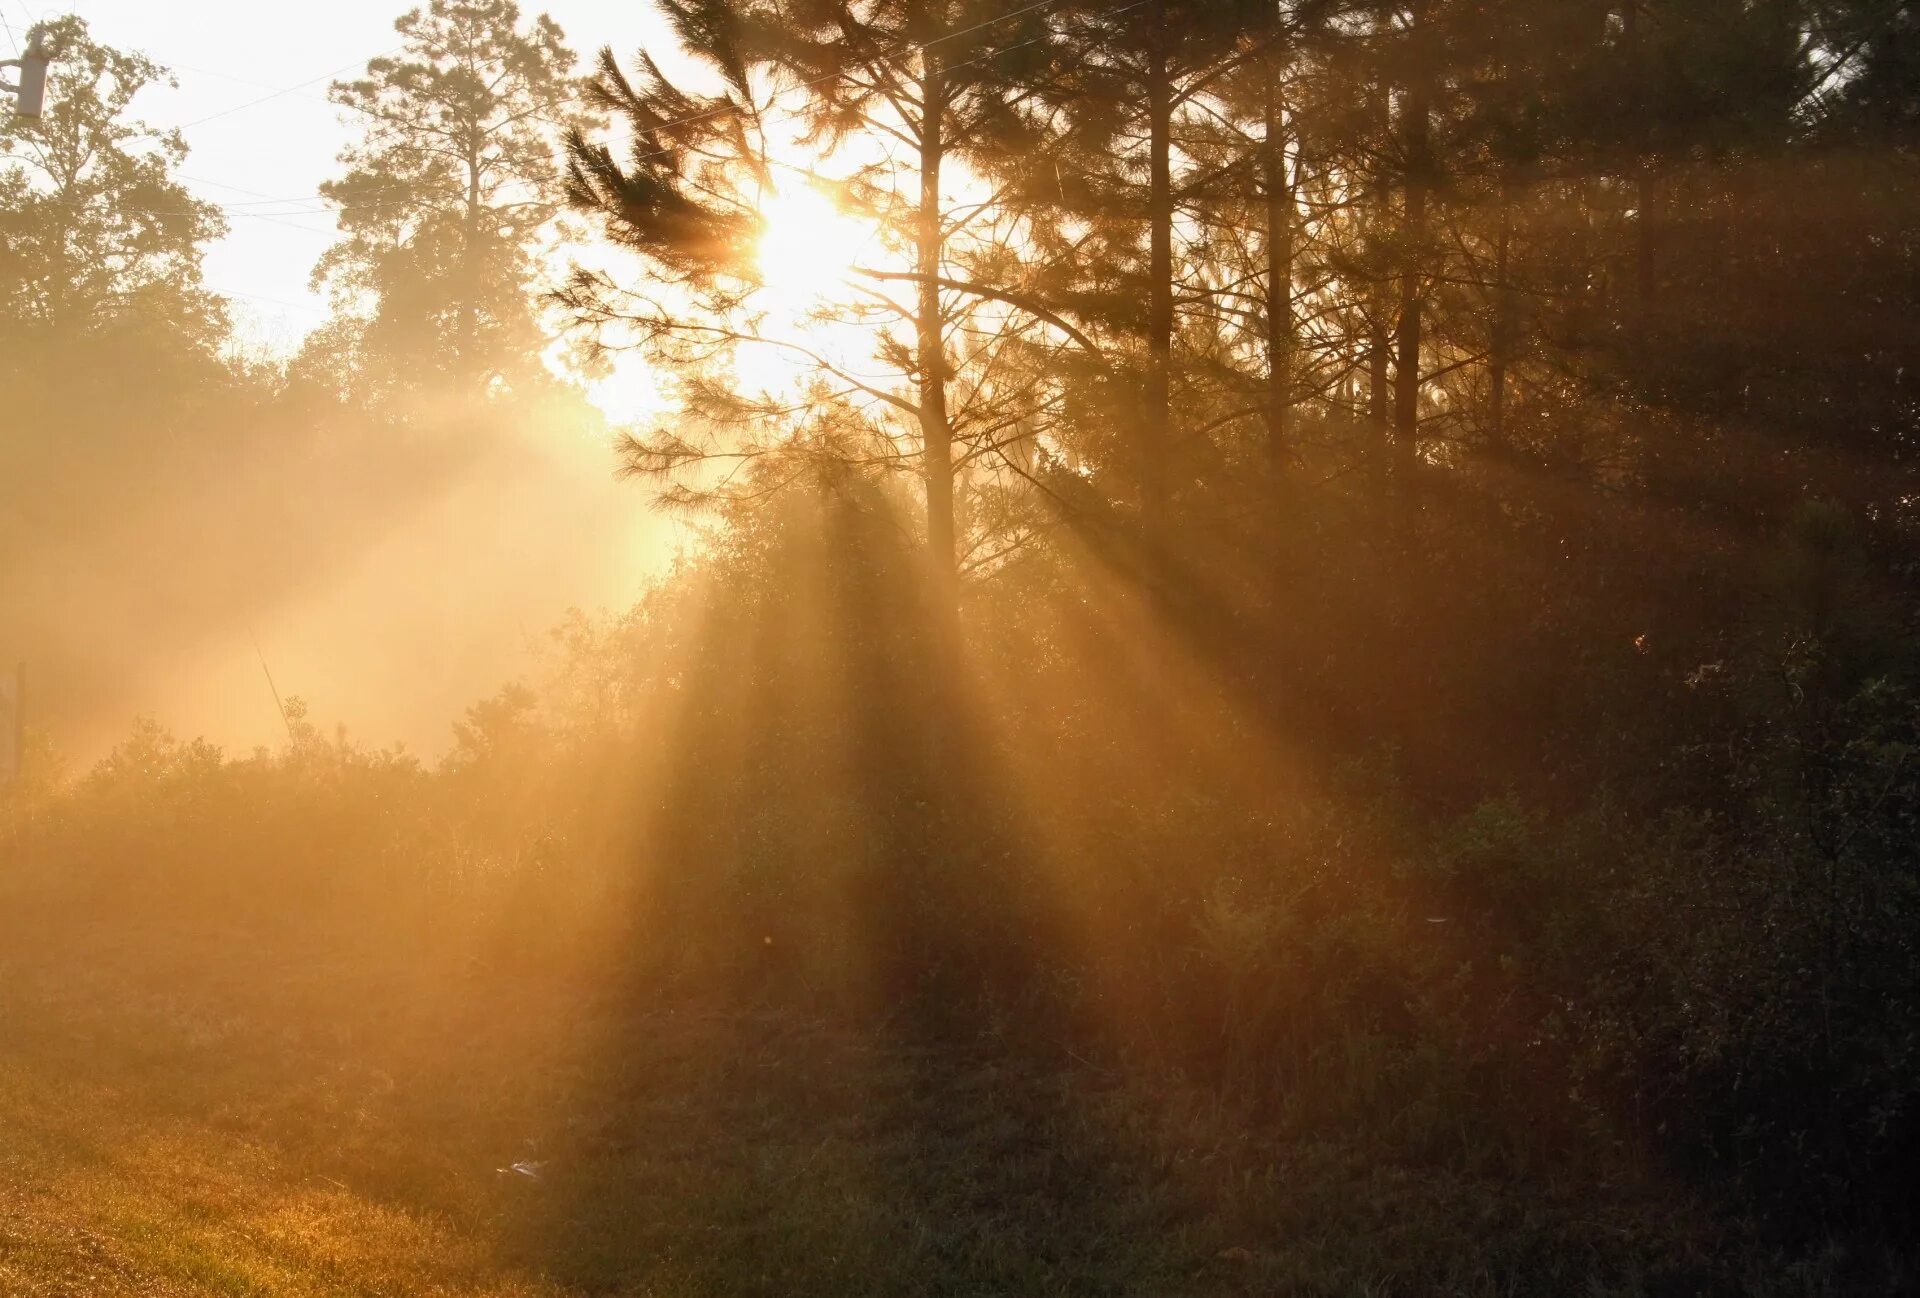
(0, 16), (226, 347)
(562, 0), (1079, 583)
(305, 0), (590, 402)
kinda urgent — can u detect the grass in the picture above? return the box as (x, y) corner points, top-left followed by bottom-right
(0, 910), (1809, 1296)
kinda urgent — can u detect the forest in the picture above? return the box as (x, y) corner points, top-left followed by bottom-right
(2, 0), (1918, 1293)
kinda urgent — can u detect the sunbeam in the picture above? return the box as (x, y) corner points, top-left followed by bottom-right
(7, 0), (1918, 1291)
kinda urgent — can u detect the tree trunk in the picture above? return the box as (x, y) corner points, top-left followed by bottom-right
(1366, 80), (1392, 478)
(1392, 10), (1431, 488)
(1263, 34), (1294, 466)
(1144, 0), (1175, 543)
(47, 160), (80, 330)
(917, 50), (957, 586)
(1487, 171), (1515, 457)
(461, 133), (483, 392)
(1369, 292), (1392, 469)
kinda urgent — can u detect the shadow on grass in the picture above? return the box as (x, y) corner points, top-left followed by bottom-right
(494, 999), (1202, 1298)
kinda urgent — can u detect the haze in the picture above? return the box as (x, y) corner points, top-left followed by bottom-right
(3, 1), (1917, 1293)
(9, 0), (702, 756)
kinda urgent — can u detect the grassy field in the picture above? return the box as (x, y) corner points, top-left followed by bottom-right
(0, 908), (1818, 1298)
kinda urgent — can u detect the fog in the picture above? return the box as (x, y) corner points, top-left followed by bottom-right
(2, 368), (678, 756)
(4, 0), (1919, 1292)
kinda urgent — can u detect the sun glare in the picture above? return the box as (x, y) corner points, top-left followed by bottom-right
(754, 183), (874, 313)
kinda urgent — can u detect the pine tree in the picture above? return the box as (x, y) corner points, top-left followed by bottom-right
(306, 0), (588, 401)
(747, 0), (1062, 582)
(563, 0), (1072, 583)
(1007, 0), (1260, 548)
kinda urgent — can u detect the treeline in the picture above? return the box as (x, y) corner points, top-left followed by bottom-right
(549, 0), (1920, 804)
(0, 8), (628, 743)
(561, 0), (1919, 566)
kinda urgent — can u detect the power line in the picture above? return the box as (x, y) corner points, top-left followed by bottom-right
(175, 173), (350, 232)
(152, 0), (1081, 206)
(10, 0), (1098, 222)
(0, 0), (39, 57)
(159, 58), (327, 99)
(174, 43), (406, 130)
(178, 172), (331, 205)
(614, 0), (1080, 163)
(5, 187), (341, 228)
(30, 0), (1339, 233)
(214, 285), (327, 317)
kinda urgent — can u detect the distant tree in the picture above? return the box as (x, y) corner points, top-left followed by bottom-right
(304, 0), (589, 401)
(0, 15), (226, 347)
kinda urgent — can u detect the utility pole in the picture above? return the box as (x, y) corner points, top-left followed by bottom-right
(3, 29), (51, 818)
(3, 23), (50, 797)
(1, 25), (52, 119)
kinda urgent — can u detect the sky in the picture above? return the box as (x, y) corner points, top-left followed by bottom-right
(9, 0), (711, 760)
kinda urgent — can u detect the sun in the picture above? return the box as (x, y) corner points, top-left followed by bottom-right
(579, 182), (875, 421)
(754, 182), (876, 314)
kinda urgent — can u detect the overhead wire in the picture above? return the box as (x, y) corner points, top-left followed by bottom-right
(3, 0), (1113, 328)
(609, 0), (1078, 165)
(5, 0), (1095, 222)
(174, 42), (408, 130)
(6, 0), (1248, 329)
(21, 0), (1436, 225)
(212, 284), (328, 316)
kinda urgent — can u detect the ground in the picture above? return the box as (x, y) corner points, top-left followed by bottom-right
(0, 916), (1777, 1296)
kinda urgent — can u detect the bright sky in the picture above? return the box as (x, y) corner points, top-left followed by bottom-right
(50, 0), (694, 355)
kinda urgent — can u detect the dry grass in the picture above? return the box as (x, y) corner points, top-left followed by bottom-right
(0, 902), (1786, 1297)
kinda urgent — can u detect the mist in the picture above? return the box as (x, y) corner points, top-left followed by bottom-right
(4, 1), (1919, 1294)
(4, 380), (675, 759)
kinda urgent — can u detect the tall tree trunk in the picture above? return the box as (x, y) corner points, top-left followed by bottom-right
(47, 158), (82, 330)
(917, 50), (957, 586)
(1144, 0), (1175, 544)
(1263, 37), (1294, 466)
(461, 134), (483, 393)
(1487, 171), (1514, 457)
(1369, 288), (1392, 470)
(1392, 9), (1431, 488)
(47, 197), (72, 331)
(1366, 80), (1392, 479)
